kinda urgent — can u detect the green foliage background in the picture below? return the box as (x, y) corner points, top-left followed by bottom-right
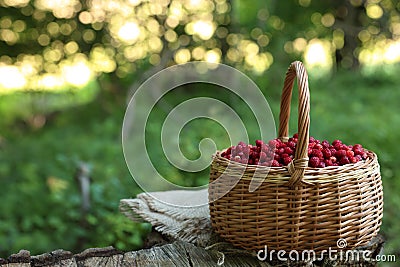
(0, 0), (399, 263)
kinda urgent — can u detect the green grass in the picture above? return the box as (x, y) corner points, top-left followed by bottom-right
(0, 80), (100, 127)
(0, 94), (151, 255)
(0, 65), (399, 258)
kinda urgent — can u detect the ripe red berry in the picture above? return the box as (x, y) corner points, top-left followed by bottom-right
(322, 148), (332, 158)
(237, 145), (244, 152)
(353, 144), (363, 150)
(253, 152), (259, 160)
(255, 140), (263, 147)
(346, 150), (355, 158)
(335, 150), (347, 158)
(277, 141), (285, 149)
(261, 144), (269, 152)
(281, 153), (289, 159)
(349, 156), (357, 163)
(311, 149), (323, 159)
(332, 139), (342, 146)
(288, 141), (296, 149)
(271, 160), (280, 167)
(353, 148), (364, 155)
(222, 137), (367, 168)
(333, 144), (341, 150)
(314, 144), (323, 150)
(340, 144), (349, 150)
(268, 139), (278, 148)
(284, 147), (293, 155)
(283, 157), (292, 165)
(339, 156), (350, 165)
(322, 140), (330, 148)
(309, 157), (320, 168)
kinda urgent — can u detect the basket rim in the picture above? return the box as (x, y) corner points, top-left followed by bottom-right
(211, 149), (379, 184)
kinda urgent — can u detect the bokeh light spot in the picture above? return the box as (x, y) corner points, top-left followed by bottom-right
(321, 13), (335, 27)
(149, 54), (160, 65)
(1, 29), (18, 44)
(384, 41), (400, 63)
(12, 20), (26, 32)
(83, 29), (96, 43)
(298, 0), (311, 7)
(148, 37), (163, 52)
(0, 65), (27, 90)
(4, 0), (30, 7)
(62, 60), (92, 87)
(205, 49), (221, 63)
(47, 22), (60, 36)
(257, 35), (270, 47)
(304, 38), (332, 70)
(79, 11), (93, 24)
(165, 30), (178, 42)
(0, 17), (12, 28)
(38, 34), (51, 46)
(227, 48), (240, 62)
(192, 20), (215, 40)
(358, 30), (371, 43)
(174, 48), (191, 64)
(192, 46), (206, 60)
(60, 23), (73, 35)
(215, 27), (228, 38)
(333, 29), (345, 49)
(118, 22), (141, 44)
(293, 37), (307, 52)
(367, 4), (383, 19)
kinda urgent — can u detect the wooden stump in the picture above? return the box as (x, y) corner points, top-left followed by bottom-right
(0, 234), (385, 266)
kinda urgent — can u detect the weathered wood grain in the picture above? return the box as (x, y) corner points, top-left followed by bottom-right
(0, 235), (385, 267)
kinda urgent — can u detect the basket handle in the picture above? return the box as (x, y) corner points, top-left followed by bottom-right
(278, 61), (310, 187)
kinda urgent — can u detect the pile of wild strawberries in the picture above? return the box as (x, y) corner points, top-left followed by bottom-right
(221, 133), (368, 168)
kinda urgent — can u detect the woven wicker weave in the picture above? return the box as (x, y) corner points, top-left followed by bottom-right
(208, 61), (383, 252)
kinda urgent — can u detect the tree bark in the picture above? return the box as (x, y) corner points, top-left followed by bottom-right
(0, 235), (385, 267)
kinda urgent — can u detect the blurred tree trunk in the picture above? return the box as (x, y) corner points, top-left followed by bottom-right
(333, 0), (364, 69)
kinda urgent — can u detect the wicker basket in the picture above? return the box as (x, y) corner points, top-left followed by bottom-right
(208, 61), (383, 252)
